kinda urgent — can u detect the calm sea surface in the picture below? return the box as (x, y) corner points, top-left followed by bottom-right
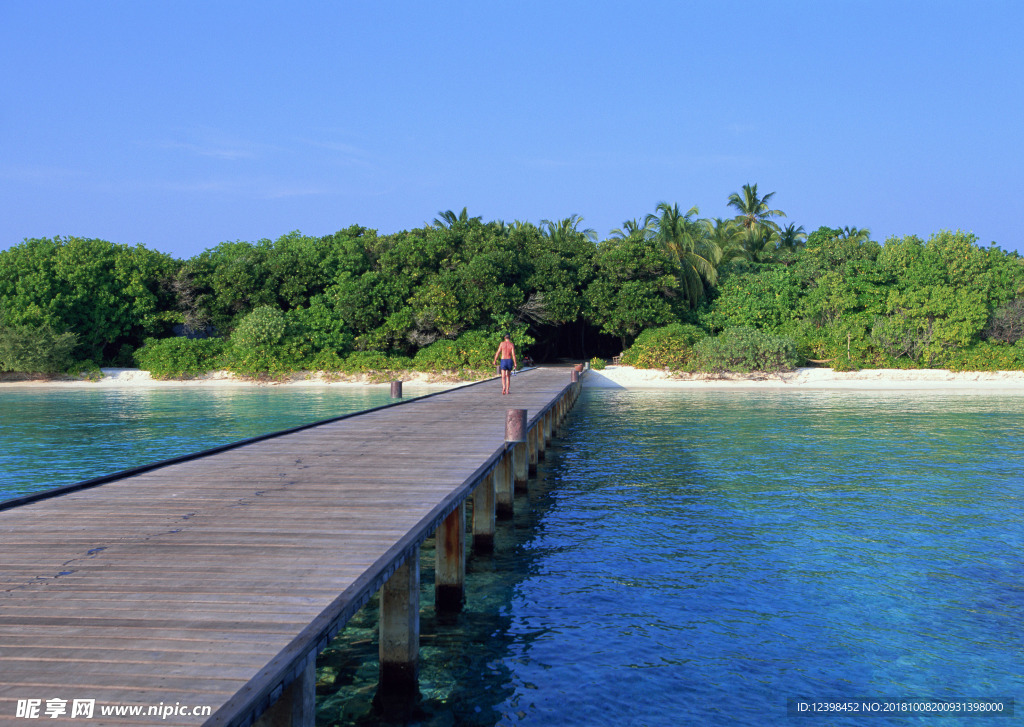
(2, 386), (1022, 726)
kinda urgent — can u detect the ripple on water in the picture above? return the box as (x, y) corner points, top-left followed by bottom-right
(319, 389), (1024, 727)
(4, 387), (1022, 726)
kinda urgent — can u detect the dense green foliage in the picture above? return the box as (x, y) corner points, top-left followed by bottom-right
(619, 324), (707, 370)
(690, 327), (800, 373)
(2, 188), (1021, 377)
(698, 228), (1024, 371)
(0, 236), (177, 363)
(133, 337), (227, 379)
(0, 323), (78, 373)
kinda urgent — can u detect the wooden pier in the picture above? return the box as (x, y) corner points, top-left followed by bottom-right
(0, 367), (583, 726)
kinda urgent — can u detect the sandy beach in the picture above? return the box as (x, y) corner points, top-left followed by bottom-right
(584, 365), (1024, 391)
(5, 366), (1024, 392)
(0, 368), (468, 390)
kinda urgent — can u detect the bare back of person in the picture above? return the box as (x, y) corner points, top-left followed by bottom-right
(493, 336), (517, 394)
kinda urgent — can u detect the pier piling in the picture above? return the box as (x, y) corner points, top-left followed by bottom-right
(0, 367), (583, 726)
(528, 423), (539, 474)
(471, 471), (496, 553)
(253, 655), (316, 727)
(505, 408), (527, 500)
(379, 553), (420, 697)
(435, 503), (466, 612)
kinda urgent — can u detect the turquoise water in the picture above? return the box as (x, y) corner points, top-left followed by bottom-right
(0, 386), (403, 501)
(2, 386), (1022, 725)
(318, 388), (1024, 726)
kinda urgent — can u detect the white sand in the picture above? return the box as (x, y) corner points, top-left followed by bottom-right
(0, 368), (468, 390)
(584, 365), (1024, 392)
(4, 366), (1024, 393)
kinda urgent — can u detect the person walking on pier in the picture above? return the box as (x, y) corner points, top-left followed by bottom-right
(493, 334), (518, 395)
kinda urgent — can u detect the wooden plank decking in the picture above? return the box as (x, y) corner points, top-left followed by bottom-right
(0, 367), (580, 726)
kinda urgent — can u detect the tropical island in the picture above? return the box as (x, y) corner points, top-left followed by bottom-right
(1, 184), (1022, 382)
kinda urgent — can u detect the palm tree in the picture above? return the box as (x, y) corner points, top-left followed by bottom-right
(644, 202), (720, 308)
(609, 218), (654, 241)
(702, 217), (745, 263)
(774, 223), (807, 251)
(510, 219), (538, 233)
(739, 225), (777, 263)
(727, 183), (786, 235)
(540, 215), (598, 244)
(433, 207), (482, 228)
(837, 226), (871, 243)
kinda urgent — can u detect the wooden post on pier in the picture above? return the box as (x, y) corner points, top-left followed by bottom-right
(435, 503), (465, 612)
(0, 366), (584, 727)
(504, 408), (527, 502)
(527, 422), (539, 474)
(471, 471), (495, 552)
(495, 450), (513, 520)
(390, 380), (403, 398)
(378, 552), (419, 697)
(543, 409), (553, 446)
(510, 409), (529, 493)
(253, 654), (316, 727)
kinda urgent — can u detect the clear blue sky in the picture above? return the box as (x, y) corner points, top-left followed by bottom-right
(3, 1), (1022, 259)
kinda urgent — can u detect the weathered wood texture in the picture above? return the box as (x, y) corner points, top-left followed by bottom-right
(0, 368), (579, 727)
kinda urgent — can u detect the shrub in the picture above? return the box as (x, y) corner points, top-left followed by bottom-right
(589, 356), (606, 370)
(689, 326), (800, 373)
(134, 337), (227, 379)
(0, 324), (78, 374)
(413, 339), (461, 371)
(221, 306), (291, 378)
(339, 350), (412, 373)
(231, 306), (286, 350)
(413, 330), (501, 372)
(945, 340), (1024, 372)
(619, 324), (707, 370)
(71, 359), (103, 381)
(454, 330), (497, 369)
(985, 299), (1024, 344)
(309, 349), (347, 372)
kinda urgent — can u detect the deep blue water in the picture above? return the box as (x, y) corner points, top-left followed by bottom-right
(2, 386), (1022, 725)
(483, 389), (1024, 726)
(317, 389), (1024, 726)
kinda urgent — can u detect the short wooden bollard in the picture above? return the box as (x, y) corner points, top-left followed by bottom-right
(390, 380), (403, 398)
(471, 472), (495, 552)
(502, 409), (526, 511)
(253, 654), (316, 727)
(435, 503), (465, 612)
(571, 369), (579, 384)
(379, 552), (419, 697)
